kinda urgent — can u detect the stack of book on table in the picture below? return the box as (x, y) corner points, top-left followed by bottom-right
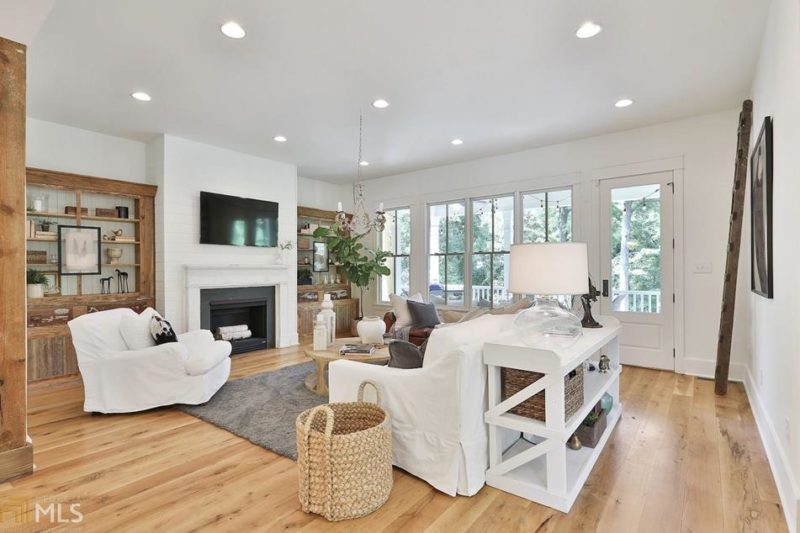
(339, 344), (375, 356)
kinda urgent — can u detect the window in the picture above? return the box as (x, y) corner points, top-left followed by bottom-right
(471, 195), (514, 307)
(522, 188), (573, 243)
(378, 207), (411, 303)
(428, 201), (465, 307)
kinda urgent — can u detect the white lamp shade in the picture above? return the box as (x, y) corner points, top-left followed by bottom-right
(509, 243), (589, 295)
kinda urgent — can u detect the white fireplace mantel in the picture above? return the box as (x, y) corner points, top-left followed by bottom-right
(184, 264), (298, 348)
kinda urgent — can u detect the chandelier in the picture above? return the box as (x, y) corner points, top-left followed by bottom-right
(336, 114), (386, 238)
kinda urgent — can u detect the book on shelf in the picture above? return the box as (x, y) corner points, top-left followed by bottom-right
(339, 344), (375, 356)
(113, 237), (136, 243)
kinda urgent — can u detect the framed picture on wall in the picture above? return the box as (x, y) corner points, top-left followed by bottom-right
(313, 241), (329, 272)
(751, 116), (773, 299)
(58, 225), (101, 275)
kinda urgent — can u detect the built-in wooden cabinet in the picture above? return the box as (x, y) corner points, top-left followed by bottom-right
(296, 206), (358, 337)
(25, 168), (157, 381)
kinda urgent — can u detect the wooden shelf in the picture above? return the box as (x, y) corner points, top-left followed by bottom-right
(82, 215), (139, 223)
(101, 263), (139, 268)
(27, 237), (57, 242)
(102, 240), (139, 244)
(26, 211), (75, 219)
(298, 283), (349, 291)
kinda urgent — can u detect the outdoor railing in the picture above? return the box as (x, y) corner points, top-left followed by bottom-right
(613, 289), (661, 313)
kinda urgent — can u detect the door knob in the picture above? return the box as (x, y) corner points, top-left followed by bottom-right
(602, 280), (609, 297)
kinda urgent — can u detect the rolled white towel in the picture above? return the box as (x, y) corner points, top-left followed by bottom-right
(216, 324), (250, 335)
(219, 330), (253, 341)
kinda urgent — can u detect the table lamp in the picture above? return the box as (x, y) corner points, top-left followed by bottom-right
(509, 242), (589, 347)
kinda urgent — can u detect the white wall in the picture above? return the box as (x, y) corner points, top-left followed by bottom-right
(148, 136), (298, 344)
(747, 0), (800, 530)
(297, 176), (350, 211)
(358, 109), (749, 378)
(26, 118), (146, 182)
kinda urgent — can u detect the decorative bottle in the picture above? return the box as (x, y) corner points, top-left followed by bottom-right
(313, 315), (328, 351)
(318, 294), (336, 346)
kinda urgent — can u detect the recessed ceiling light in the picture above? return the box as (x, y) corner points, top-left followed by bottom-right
(615, 98), (634, 108)
(372, 99), (389, 109)
(131, 91), (151, 102)
(359, 160), (370, 166)
(273, 135), (287, 142)
(220, 21), (246, 39)
(451, 138), (464, 146)
(576, 21), (603, 39)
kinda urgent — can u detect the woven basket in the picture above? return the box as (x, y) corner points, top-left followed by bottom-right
(296, 381), (393, 521)
(501, 366), (584, 422)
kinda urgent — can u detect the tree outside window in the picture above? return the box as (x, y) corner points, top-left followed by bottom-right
(378, 207), (411, 303)
(428, 202), (465, 307)
(471, 195), (514, 307)
(522, 188), (573, 243)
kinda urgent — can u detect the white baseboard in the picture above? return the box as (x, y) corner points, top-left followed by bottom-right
(742, 366), (800, 533)
(681, 357), (746, 381)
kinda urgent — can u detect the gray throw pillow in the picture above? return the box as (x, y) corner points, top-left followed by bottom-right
(388, 340), (424, 369)
(407, 300), (441, 328)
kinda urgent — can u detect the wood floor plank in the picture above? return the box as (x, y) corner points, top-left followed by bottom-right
(0, 348), (786, 533)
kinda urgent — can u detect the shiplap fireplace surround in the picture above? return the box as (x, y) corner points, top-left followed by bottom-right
(184, 264), (298, 348)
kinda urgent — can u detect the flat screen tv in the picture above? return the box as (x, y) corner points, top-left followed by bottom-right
(200, 191), (279, 247)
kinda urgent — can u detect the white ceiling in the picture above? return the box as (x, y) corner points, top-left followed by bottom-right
(25, 0), (768, 183)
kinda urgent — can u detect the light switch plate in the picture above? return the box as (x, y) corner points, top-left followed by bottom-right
(693, 262), (712, 274)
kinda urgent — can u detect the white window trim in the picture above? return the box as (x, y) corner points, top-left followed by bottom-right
(377, 206), (411, 304)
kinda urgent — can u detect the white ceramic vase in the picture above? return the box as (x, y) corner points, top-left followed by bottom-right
(27, 284), (44, 299)
(357, 316), (386, 344)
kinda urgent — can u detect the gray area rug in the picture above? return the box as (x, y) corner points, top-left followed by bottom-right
(177, 362), (326, 460)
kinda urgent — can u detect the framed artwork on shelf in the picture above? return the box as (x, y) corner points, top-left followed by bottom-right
(58, 225), (101, 275)
(750, 116), (773, 299)
(313, 241), (329, 272)
(42, 272), (60, 295)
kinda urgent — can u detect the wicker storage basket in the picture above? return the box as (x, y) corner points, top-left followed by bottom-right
(501, 365), (584, 422)
(296, 381), (393, 521)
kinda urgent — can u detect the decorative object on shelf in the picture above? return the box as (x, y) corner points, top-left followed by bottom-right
(107, 247), (123, 265)
(508, 242), (589, 348)
(300, 291), (319, 302)
(566, 433), (582, 450)
(298, 238), (311, 250)
(313, 315), (328, 350)
(333, 114), (386, 239)
(312, 224), (391, 320)
(58, 225), (101, 275)
(598, 354), (611, 373)
(275, 240), (295, 265)
(116, 269), (130, 293)
(575, 403), (608, 448)
(751, 116), (773, 299)
(39, 219), (56, 232)
(357, 316), (387, 345)
(580, 277), (603, 328)
(49, 253), (57, 264)
(94, 207), (117, 218)
(600, 392), (613, 414)
(502, 365), (584, 421)
(298, 222), (311, 234)
(26, 268), (48, 299)
(64, 206), (88, 216)
(115, 206), (130, 219)
(303, 256), (311, 265)
(100, 276), (113, 294)
(335, 275), (341, 284)
(32, 196), (44, 212)
(42, 272), (60, 296)
(103, 228), (126, 241)
(330, 289), (348, 299)
(318, 294), (337, 346)
(312, 241), (329, 272)
(26, 250), (47, 265)
(298, 268), (313, 285)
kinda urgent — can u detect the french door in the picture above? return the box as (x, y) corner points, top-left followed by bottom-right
(599, 172), (675, 370)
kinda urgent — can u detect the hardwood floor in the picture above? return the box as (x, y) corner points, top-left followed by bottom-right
(2, 347), (787, 532)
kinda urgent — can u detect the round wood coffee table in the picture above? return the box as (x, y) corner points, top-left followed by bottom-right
(304, 338), (390, 396)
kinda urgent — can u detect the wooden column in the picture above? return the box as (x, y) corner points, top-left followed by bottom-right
(0, 36), (34, 480)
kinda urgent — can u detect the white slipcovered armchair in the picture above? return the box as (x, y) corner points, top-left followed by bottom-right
(68, 307), (232, 414)
(329, 313), (517, 496)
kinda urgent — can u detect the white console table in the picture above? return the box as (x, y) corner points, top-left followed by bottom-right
(483, 316), (622, 512)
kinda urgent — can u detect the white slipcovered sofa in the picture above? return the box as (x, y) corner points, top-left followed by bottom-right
(68, 307), (232, 414)
(329, 313), (517, 496)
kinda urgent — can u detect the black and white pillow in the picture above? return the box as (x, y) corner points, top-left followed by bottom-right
(150, 316), (178, 345)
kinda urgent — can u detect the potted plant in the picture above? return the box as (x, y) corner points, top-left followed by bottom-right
(39, 219), (55, 232)
(313, 223), (391, 340)
(298, 268), (313, 286)
(27, 268), (49, 299)
(574, 403), (607, 448)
